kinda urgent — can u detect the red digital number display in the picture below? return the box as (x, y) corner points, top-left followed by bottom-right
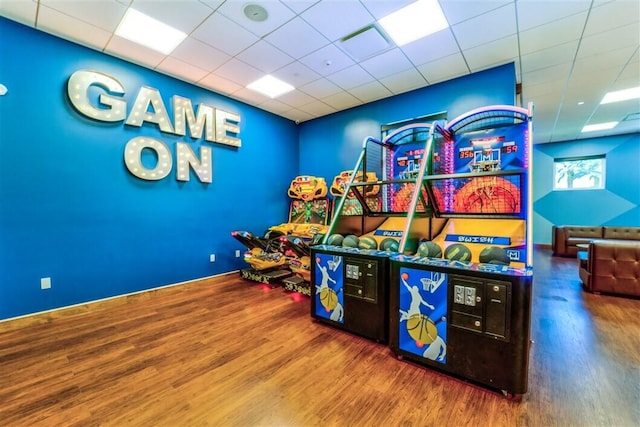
(459, 150), (474, 159)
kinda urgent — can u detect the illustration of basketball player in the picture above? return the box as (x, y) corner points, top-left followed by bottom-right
(315, 257), (343, 322)
(316, 261), (336, 294)
(399, 275), (435, 321)
(399, 271), (447, 363)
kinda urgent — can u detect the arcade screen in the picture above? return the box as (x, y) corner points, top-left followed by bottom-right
(429, 121), (528, 216)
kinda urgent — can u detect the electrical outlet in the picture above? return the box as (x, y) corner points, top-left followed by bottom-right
(210, 254), (216, 263)
(235, 250), (241, 258)
(40, 277), (51, 290)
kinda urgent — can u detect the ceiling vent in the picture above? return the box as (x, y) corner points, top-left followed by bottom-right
(338, 24), (393, 62)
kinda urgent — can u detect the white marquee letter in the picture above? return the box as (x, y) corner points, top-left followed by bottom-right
(67, 70), (126, 122)
(124, 137), (172, 180)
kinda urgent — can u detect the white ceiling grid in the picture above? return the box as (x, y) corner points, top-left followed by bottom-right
(0, 0), (638, 143)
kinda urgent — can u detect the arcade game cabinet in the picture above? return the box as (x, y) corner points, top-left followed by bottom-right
(311, 122), (440, 343)
(232, 175), (331, 295)
(390, 104), (534, 397)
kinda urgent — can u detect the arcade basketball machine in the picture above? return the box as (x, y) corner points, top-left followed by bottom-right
(310, 121), (443, 343)
(389, 104), (534, 397)
(232, 175), (331, 294)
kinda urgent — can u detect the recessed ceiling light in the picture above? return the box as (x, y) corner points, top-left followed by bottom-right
(577, 101), (585, 105)
(378, 0), (449, 46)
(581, 122), (618, 133)
(115, 8), (187, 55)
(247, 75), (294, 98)
(601, 86), (640, 104)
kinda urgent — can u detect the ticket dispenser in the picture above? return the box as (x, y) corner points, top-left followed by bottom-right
(311, 245), (391, 343)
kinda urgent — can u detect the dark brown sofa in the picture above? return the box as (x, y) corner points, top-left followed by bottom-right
(579, 239), (640, 298)
(553, 225), (640, 257)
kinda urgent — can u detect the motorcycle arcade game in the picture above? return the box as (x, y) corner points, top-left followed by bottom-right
(232, 175), (331, 295)
(311, 122), (439, 343)
(389, 104), (534, 397)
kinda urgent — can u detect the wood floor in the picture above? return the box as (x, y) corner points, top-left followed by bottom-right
(1, 247), (639, 426)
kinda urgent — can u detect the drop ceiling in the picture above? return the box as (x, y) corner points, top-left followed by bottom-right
(1, 0), (638, 143)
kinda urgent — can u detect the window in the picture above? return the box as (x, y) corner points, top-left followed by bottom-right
(553, 156), (605, 190)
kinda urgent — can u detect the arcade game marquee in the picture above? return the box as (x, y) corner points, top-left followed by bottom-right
(232, 175), (331, 295)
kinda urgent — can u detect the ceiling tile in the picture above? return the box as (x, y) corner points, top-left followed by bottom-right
(156, 56), (209, 83)
(216, 0), (295, 37)
(236, 40), (294, 73)
(105, 35), (166, 69)
(129, 0), (213, 33)
(378, 68), (427, 95)
(400, 28), (460, 66)
(326, 65), (375, 90)
(577, 24), (640, 57)
(213, 58), (264, 86)
(301, 1), (375, 42)
(280, 0), (319, 15)
(198, 72), (243, 96)
(232, 86), (271, 105)
(40, 0), (127, 32)
(271, 61), (321, 87)
(520, 40), (578, 74)
(584, 0), (640, 36)
(418, 52), (470, 84)
(451, 3), (517, 50)
(574, 46), (638, 77)
(265, 17), (329, 59)
(516, 0), (590, 32)
(256, 98), (295, 114)
(298, 100), (336, 116)
(348, 80), (392, 103)
(192, 12), (259, 56)
(440, 0), (512, 26)
(463, 34), (518, 73)
(519, 12), (587, 56)
(0, 0), (37, 26)
(170, 37), (231, 71)
(197, 0), (224, 12)
(280, 108), (314, 123)
(37, 5), (112, 50)
(277, 90), (317, 108)
(359, 48), (413, 80)
(321, 91), (361, 111)
(299, 43), (355, 76)
(299, 78), (343, 99)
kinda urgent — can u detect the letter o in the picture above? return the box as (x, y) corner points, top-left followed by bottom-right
(124, 136), (172, 180)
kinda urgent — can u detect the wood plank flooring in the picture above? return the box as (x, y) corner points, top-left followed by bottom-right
(1, 247), (639, 426)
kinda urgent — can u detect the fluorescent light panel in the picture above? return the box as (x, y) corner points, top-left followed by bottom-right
(115, 8), (187, 55)
(601, 86), (640, 104)
(581, 122), (618, 133)
(378, 0), (449, 46)
(247, 75), (294, 98)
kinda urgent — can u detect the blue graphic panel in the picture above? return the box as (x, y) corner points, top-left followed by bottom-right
(398, 267), (448, 364)
(314, 253), (344, 324)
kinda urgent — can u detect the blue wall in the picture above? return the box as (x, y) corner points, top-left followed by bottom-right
(533, 133), (640, 244)
(0, 17), (517, 321)
(0, 18), (298, 320)
(298, 64), (516, 180)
